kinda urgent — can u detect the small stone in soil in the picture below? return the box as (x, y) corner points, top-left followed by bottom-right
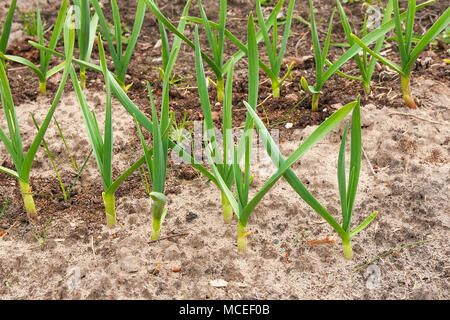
(186, 212), (198, 223)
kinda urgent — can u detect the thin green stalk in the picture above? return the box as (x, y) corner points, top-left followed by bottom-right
(237, 221), (247, 252)
(221, 191), (233, 223)
(401, 75), (415, 109)
(102, 192), (116, 227)
(67, 149), (93, 197)
(0, 198), (9, 218)
(139, 165), (151, 195)
(19, 180), (37, 223)
(31, 113), (68, 201)
(312, 93), (320, 112)
(0, 0), (17, 54)
(53, 116), (78, 171)
(150, 192), (167, 240)
(74, 0), (98, 89)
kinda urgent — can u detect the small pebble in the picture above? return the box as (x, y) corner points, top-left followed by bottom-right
(153, 39), (162, 49)
(186, 212), (198, 223)
(210, 279), (228, 287)
(152, 57), (163, 63)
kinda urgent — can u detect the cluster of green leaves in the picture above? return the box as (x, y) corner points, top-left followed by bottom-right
(0, 0), (68, 94)
(133, 0), (191, 239)
(301, 0), (440, 110)
(17, 6), (41, 37)
(0, 7), (75, 223)
(73, 0), (98, 88)
(91, 0), (146, 91)
(69, 33), (147, 227)
(336, 0), (393, 94)
(197, 12), (364, 255)
(351, 0), (450, 109)
(148, 0), (288, 102)
(0, 0), (16, 55)
(255, 0), (296, 98)
(1, 0), (446, 260)
(249, 95), (378, 259)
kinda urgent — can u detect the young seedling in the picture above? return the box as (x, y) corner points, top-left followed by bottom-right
(73, 0), (99, 89)
(134, 83), (169, 239)
(169, 110), (192, 145)
(150, 0), (226, 101)
(197, 0), (227, 101)
(17, 6), (46, 37)
(53, 116), (79, 171)
(255, 0), (296, 98)
(336, 0), (393, 94)
(33, 217), (52, 247)
(202, 13), (357, 252)
(0, 198), (10, 218)
(350, 1), (450, 108)
(146, 0), (284, 101)
(90, 0), (146, 91)
(190, 0), (301, 100)
(0, 0), (68, 94)
(69, 34), (146, 226)
(133, 0), (189, 240)
(31, 113), (91, 201)
(247, 95), (378, 259)
(300, 0), (436, 110)
(300, 0), (336, 111)
(194, 25), (236, 223)
(0, 10), (74, 223)
(0, 0), (17, 55)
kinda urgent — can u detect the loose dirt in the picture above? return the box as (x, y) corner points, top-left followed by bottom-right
(0, 0), (449, 300)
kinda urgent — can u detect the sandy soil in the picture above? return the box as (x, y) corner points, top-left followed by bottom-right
(0, 0), (449, 300)
(0, 78), (449, 299)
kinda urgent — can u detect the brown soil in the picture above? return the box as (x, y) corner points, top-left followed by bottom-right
(0, 0), (449, 300)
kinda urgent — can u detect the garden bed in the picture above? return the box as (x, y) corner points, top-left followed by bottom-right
(0, 0), (449, 299)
